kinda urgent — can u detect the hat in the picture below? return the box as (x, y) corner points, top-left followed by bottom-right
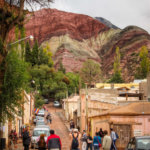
(73, 129), (78, 133)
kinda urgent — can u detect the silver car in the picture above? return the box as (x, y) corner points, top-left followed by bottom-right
(36, 120), (46, 126)
(34, 116), (44, 124)
(37, 109), (45, 117)
(31, 125), (50, 149)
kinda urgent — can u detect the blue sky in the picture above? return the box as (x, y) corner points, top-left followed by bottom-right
(50, 0), (150, 33)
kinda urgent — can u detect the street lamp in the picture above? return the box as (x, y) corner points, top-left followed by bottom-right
(8, 35), (34, 46)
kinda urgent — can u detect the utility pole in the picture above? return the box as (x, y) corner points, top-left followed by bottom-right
(85, 83), (88, 132)
(147, 73), (150, 101)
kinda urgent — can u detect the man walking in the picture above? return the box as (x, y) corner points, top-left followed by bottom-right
(47, 130), (62, 150)
(102, 130), (112, 150)
(23, 126), (31, 150)
(110, 128), (117, 150)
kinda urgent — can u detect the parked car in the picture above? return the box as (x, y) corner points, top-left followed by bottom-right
(34, 116), (44, 124)
(37, 109), (45, 117)
(36, 119), (46, 126)
(53, 101), (61, 107)
(125, 136), (150, 150)
(44, 99), (49, 104)
(31, 125), (50, 149)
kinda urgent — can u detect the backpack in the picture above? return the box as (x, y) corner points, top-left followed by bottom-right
(72, 134), (79, 149)
(115, 132), (119, 139)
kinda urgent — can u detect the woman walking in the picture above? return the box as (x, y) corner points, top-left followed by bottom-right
(38, 134), (46, 150)
(93, 132), (102, 150)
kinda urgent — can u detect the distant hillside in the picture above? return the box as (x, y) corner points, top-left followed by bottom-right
(95, 17), (119, 29)
(8, 9), (150, 82)
(99, 26), (150, 82)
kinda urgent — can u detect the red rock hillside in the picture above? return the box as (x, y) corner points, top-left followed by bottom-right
(99, 26), (150, 82)
(8, 8), (110, 72)
(24, 9), (109, 43)
(8, 9), (150, 82)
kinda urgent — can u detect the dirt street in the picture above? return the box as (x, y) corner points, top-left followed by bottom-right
(13, 103), (71, 150)
(45, 103), (71, 150)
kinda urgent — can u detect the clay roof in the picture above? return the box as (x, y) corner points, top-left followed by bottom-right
(90, 102), (150, 117)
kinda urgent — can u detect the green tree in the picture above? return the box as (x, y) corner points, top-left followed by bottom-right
(66, 72), (80, 95)
(135, 46), (150, 79)
(25, 42), (32, 62)
(32, 40), (39, 66)
(0, 50), (29, 122)
(0, 0), (53, 124)
(108, 47), (124, 83)
(58, 61), (66, 74)
(80, 59), (101, 87)
(38, 44), (53, 67)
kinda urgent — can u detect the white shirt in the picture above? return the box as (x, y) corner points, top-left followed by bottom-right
(111, 131), (117, 140)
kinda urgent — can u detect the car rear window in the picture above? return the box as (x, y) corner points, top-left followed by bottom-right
(33, 130), (49, 136)
(137, 138), (150, 149)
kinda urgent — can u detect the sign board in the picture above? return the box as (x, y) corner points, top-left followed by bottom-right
(134, 130), (142, 136)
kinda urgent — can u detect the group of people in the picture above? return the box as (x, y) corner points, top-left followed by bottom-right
(37, 129), (62, 150)
(22, 126), (61, 150)
(69, 127), (118, 150)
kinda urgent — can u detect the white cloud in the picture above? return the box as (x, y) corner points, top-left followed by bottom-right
(51, 0), (150, 33)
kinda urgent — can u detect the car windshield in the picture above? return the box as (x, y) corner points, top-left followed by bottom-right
(38, 111), (44, 113)
(36, 122), (45, 126)
(137, 138), (150, 149)
(37, 117), (44, 121)
(33, 130), (49, 136)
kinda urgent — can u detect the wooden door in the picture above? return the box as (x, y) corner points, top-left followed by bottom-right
(113, 124), (131, 150)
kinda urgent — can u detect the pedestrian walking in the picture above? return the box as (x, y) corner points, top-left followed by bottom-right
(93, 132), (102, 150)
(70, 120), (75, 129)
(46, 113), (50, 124)
(86, 133), (93, 150)
(98, 128), (104, 138)
(81, 130), (87, 150)
(102, 130), (112, 150)
(38, 134), (46, 150)
(48, 114), (52, 124)
(47, 129), (62, 150)
(110, 128), (118, 150)
(70, 128), (81, 150)
(23, 126), (31, 150)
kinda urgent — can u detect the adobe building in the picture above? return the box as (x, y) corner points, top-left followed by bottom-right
(89, 102), (150, 150)
(62, 95), (79, 121)
(139, 73), (150, 101)
(79, 89), (118, 132)
(147, 73), (150, 101)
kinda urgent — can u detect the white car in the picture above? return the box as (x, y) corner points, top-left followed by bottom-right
(34, 116), (44, 124)
(31, 125), (50, 149)
(53, 101), (61, 107)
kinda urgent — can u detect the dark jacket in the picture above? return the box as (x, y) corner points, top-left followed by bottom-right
(46, 134), (61, 150)
(23, 130), (31, 146)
